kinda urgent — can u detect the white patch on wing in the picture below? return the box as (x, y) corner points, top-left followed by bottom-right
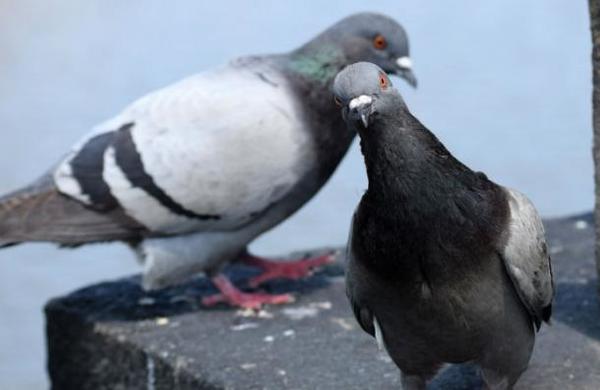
(53, 159), (91, 204)
(102, 146), (195, 233)
(53, 118), (132, 204)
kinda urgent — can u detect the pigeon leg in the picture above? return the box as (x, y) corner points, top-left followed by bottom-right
(241, 252), (336, 288)
(202, 274), (294, 309)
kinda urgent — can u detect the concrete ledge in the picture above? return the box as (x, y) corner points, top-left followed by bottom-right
(45, 214), (600, 389)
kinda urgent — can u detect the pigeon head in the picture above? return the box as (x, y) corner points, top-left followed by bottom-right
(294, 13), (416, 87)
(333, 62), (403, 129)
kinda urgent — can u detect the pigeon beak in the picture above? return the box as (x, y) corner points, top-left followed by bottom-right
(395, 56), (418, 88)
(348, 95), (373, 128)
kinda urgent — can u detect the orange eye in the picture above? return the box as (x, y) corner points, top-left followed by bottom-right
(373, 34), (387, 50)
(379, 73), (388, 89)
(334, 96), (343, 107)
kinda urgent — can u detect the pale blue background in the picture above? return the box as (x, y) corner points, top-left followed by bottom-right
(0, 1), (592, 388)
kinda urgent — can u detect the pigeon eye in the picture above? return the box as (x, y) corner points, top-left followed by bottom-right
(373, 34), (387, 50)
(334, 96), (343, 107)
(379, 73), (389, 89)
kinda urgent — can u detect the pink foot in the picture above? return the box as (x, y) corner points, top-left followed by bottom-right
(202, 274), (294, 309)
(242, 252), (336, 288)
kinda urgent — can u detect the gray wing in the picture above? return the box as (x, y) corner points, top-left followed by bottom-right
(2, 60), (306, 245)
(500, 188), (554, 330)
(53, 61), (309, 235)
(345, 210), (376, 337)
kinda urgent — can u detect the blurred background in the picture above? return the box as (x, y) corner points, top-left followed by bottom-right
(0, 1), (591, 388)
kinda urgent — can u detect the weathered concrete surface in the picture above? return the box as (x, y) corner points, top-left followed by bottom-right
(46, 214), (600, 390)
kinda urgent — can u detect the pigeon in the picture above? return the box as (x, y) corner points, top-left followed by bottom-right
(333, 62), (553, 389)
(0, 13), (417, 309)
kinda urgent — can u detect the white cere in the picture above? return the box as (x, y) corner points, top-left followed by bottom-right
(349, 95), (373, 110)
(396, 56), (413, 70)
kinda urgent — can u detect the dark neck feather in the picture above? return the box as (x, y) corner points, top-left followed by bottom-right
(274, 45), (355, 185)
(359, 106), (492, 227)
(354, 107), (510, 280)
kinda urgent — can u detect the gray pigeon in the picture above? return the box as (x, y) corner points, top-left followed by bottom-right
(0, 14), (416, 309)
(333, 62), (553, 389)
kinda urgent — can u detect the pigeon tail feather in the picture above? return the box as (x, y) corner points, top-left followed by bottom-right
(0, 174), (146, 247)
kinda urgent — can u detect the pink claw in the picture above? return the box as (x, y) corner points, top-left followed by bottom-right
(202, 274), (294, 309)
(242, 252), (336, 288)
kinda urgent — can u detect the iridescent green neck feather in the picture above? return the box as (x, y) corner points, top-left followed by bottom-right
(287, 44), (346, 84)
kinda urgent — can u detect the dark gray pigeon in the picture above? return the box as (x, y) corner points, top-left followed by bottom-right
(0, 14), (416, 309)
(333, 62), (553, 389)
